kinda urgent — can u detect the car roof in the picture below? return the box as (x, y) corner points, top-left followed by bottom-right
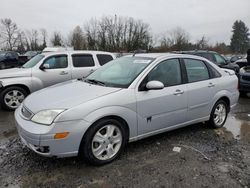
(174, 50), (217, 54)
(125, 52), (205, 60)
(42, 50), (115, 56)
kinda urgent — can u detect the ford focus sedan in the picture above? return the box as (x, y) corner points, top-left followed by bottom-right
(15, 53), (239, 165)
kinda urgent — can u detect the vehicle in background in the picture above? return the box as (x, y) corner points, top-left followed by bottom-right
(229, 55), (244, 63)
(22, 51), (41, 60)
(238, 66), (250, 95)
(15, 53), (239, 165)
(0, 51), (115, 110)
(42, 47), (74, 53)
(0, 51), (20, 69)
(234, 57), (248, 69)
(176, 50), (240, 73)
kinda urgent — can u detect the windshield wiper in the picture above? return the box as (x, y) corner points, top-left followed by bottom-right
(84, 79), (106, 86)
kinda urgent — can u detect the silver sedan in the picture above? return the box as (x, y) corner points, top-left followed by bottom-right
(15, 53), (239, 165)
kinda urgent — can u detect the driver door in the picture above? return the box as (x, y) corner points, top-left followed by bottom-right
(136, 59), (188, 135)
(33, 55), (72, 88)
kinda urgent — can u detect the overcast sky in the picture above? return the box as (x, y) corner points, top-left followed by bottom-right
(1, 0), (250, 45)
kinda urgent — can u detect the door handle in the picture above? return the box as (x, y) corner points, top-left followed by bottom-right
(89, 69), (95, 73)
(208, 83), (215, 88)
(173, 89), (184, 95)
(60, 71), (68, 75)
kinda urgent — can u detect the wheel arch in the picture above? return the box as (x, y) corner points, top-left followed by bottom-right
(216, 96), (230, 112)
(1, 84), (31, 95)
(82, 115), (130, 142)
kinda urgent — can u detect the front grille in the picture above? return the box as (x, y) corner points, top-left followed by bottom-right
(242, 76), (250, 82)
(21, 106), (33, 119)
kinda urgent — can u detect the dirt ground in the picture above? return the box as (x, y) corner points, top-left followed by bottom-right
(0, 96), (250, 188)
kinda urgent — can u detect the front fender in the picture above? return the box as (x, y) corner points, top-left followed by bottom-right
(84, 106), (138, 139)
(0, 77), (32, 91)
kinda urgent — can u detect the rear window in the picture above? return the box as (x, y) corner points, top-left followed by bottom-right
(97, 54), (113, 66)
(72, 54), (95, 67)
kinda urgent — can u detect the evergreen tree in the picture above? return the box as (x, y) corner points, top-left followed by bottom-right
(230, 20), (250, 53)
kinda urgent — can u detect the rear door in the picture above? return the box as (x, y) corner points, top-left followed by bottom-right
(182, 58), (219, 121)
(71, 54), (98, 79)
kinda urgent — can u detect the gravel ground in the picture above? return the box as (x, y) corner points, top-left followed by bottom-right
(0, 96), (250, 188)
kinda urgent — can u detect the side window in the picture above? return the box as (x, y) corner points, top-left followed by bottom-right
(146, 59), (182, 87)
(72, 54), (95, 67)
(206, 63), (221, 78)
(97, 54), (113, 66)
(184, 59), (209, 83)
(43, 56), (68, 69)
(214, 54), (226, 64)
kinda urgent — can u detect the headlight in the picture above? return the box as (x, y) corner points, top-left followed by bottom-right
(31, 109), (65, 125)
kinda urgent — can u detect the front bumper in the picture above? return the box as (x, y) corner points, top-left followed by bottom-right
(15, 106), (91, 158)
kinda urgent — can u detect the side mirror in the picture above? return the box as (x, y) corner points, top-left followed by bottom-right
(40, 64), (50, 70)
(146, 81), (164, 90)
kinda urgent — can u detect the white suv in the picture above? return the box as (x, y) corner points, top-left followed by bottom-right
(0, 51), (115, 110)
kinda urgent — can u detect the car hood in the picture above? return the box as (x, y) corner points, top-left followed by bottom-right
(0, 68), (31, 79)
(23, 80), (122, 113)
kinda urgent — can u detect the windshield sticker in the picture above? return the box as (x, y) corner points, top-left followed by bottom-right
(133, 60), (151, 64)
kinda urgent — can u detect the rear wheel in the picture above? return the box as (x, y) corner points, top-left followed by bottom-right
(208, 100), (228, 128)
(0, 86), (27, 110)
(79, 118), (128, 166)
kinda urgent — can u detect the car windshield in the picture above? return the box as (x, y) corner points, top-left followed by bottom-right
(0, 52), (6, 57)
(22, 54), (45, 68)
(85, 57), (154, 88)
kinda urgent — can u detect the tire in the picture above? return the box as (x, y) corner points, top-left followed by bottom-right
(0, 86), (28, 110)
(208, 100), (228, 128)
(79, 118), (128, 166)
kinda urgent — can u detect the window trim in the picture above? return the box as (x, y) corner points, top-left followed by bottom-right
(40, 54), (68, 70)
(71, 53), (95, 68)
(138, 58), (184, 91)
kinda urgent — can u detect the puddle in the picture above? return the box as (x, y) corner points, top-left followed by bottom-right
(224, 113), (250, 141)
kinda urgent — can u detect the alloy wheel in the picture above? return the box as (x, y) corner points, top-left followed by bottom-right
(213, 103), (227, 127)
(91, 125), (122, 161)
(4, 90), (25, 109)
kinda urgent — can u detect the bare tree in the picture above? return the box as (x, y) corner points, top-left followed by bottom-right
(40, 28), (47, 50)
(168, 27), (190, 51)
(51, 31), (63, 46)
(84, 16), (152, 52)
(25, 29), (40, 50)
(69, 26), (86, 50)
(84, 18), (99, 50)
(16, 31), (27, 53)
(195, 36), (209, 50)
(0, 18), (19, 50)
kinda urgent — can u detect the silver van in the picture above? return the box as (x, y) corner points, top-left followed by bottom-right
(0, 51), (115, 110)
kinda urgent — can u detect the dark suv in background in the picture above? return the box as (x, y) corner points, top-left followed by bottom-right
(0, 51), (30, 69)
(176, 50), (240, 73)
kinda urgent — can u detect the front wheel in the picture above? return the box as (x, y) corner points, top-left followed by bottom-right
(0, 86), (27, 110)
(208, 100), (228, 128)
(79, 119), (128, 166)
